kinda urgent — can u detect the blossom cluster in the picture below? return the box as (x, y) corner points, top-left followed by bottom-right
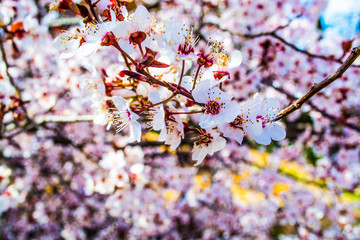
(54, 1), (286, 165)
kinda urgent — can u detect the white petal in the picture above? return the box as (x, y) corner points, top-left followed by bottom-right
(228, 50), (242, 68)
(128, 121), (142, 143)
(209, 87), (233, 102)
(130, 163), (144, 174)
(267, 123), (286, 141)
(192, 82), (211, 103)
(152, 107), (165, 131)
(253, 132), (271, 145)
(244, 120), (262, 137)
(169, 136), (181, 151)
(149, 91), (161, 103)
(78, 41), (100, 56)
(209, 136), (226, 154)
(158, 127), (167, 142)
(131, 5), (152, 32)
(112, 96), (127, 110)
(199, 114), (215, 129)
(262, 98), (280, 114)
(112, 21), (131, 38)
(180, 76), (193, 91)
(221, 125), (244, 144)
(193, 147), (208, 166)
(136, 82), (151, 96)
(222, 101), (241, 123)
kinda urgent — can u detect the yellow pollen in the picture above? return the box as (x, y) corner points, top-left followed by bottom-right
(217, 53), (229, 67)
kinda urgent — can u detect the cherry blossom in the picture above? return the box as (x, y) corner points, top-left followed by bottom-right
(253, 98), (287, 145)
(192, 83), (239, 129)
(111, 96), (141, 143)
(192, 129), (226, 166)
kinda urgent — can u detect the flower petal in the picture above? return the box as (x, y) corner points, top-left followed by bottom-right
(253, 132), (271, 145)
(267, 123), (286, 141)
(228, 50), (242, 68)
(128, 120), (142, 143)
(112, 96), (127, 110)
(209, 136), (226, 154)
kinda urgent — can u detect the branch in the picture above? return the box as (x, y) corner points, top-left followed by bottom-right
(262, 78), (360, 132)
(268, 33), (359, 66)
(274, 46), (360, 122)
(0, 40), (21, 94)
(205, 22), (360, 68)
(34, 114), (94, 124)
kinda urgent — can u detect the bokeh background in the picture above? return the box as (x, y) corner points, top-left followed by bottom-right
(1, 0), (360, 239)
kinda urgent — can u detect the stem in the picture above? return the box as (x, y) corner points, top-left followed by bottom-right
(139, 93), (176, 114)
(85, 0), (99, 22)
(192, 65), (202, 91)
(111, 40), (137, 66)
(138, 42), (144, 57)
(121, 53), (131, 70)
(273, 46), (360, 122)
(0, 41), (20, 95)
(111, 37), (199, 103)
(177, 60), (185, 88)
(137, 69), (196, 101)
(170, 110), (203, 115)
(68, 7), (82, 16)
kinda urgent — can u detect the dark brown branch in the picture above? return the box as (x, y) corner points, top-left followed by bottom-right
(269, 33), (359, 66)
(85, 0), (99, 22)
(205, 22), (360, 68)
(262, 78), (360, 132)
(274, 46), (360, 122)
(0, 40), (21, 94)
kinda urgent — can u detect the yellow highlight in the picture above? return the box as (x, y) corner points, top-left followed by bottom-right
(217, 53), (229, 67)
(194, 173), (211, 189)
(144, 131), (159, 142)
(249, 149), (268, 167)
(45, 186), (53, 195)
(279, 160), (313, 181)
(163, 189), (180, 202)
(273, 183), (290, 195)
(231, 184), (265, 203)
(233, 171), (251, 183)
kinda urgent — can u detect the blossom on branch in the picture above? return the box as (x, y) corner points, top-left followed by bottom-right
(111, 96), (141, 143)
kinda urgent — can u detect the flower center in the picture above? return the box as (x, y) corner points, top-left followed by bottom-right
(256, 115), (268, 128)
(204, 100), (221, 115)
(230, 115), (245, 129)
(217, 53), (229, 67)
(178, 43), (194, 55)
(129, 31), (147, 45)
(198, 131), (213, 146)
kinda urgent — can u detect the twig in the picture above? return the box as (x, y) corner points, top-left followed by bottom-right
(273, 46), (360, 122)
(205, 22), (360, 68)
(262, 78), (360, 132)
(0, 40), (21, 94)
(34, 115), (94, 124)
(85, 0), (99, 22)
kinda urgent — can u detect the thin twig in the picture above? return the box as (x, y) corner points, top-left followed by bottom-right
(273, 46), (360, 122)
(34, 115), (94, 124)
(262, 78), (360, 132)
(85, 0), (99, 22)
(0, 40), (21, 94)
(205, 22), (360, 68)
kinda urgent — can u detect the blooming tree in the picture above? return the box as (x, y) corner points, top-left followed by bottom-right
(0, 0), (360, 239)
